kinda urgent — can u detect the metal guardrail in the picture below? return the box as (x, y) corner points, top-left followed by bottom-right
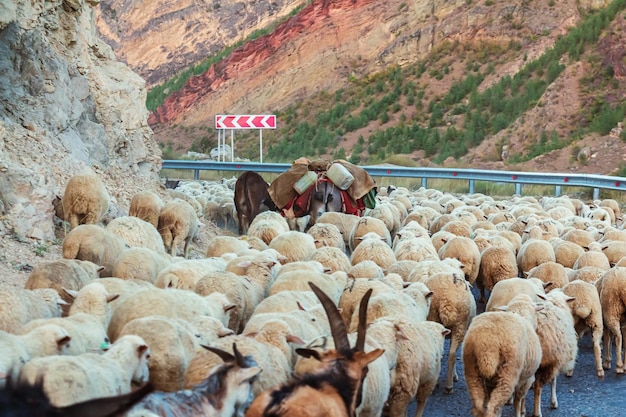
(161, 160), (626, 199)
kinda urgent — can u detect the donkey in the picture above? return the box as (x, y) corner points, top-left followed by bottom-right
(234, 171), (279, 234)
(245, 283), (384, 417)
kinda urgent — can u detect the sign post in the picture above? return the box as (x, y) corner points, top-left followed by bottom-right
(215, 115), (276, 162)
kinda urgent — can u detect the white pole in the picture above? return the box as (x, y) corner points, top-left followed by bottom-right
(216, 129), (220, 161)
(259, 129), (263, 163)
(231, 129), (234, 162)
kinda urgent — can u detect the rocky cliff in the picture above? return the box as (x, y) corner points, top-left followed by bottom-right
(0, 0), (162, 242)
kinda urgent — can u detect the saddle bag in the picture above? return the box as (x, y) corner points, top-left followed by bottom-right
(362, 188), (377, 209)
(327, 162), (355, 190)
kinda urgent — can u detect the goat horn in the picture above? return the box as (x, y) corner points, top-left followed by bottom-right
(201, 345), (235, 363)
(355, 288), (373, 352)
(308, 282), (350, 353)
(233, 343), (245, 367)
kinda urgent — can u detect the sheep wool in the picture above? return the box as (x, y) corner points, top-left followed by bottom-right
(129, 191), (164, 228)
(24, 259), (103, 303)
(157, 199), (199, 258)
(61, 174), (110, 230)
(62, 224), (129, 277)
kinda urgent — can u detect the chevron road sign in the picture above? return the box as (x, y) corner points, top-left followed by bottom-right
(215, 114), (276, 129)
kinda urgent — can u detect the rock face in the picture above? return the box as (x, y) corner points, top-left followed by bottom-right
(0, 0), (162, 241)
(96, 0), (308, 88)
(143, 0), (610, 129)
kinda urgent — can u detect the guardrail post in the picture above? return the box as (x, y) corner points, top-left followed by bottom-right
(514, 183), (522, 195)
(593, 188), (600, 200)
(194, 169), (199, 180)
(469, 179), (475, 194)
(555, 185), (561, 197)
(422, 177), (428, 188)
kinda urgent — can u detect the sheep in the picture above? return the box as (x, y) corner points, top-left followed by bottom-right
(62, 224), (129, 277)
(551, 239), (585, 269)
(316, 211), (360, 249)
(349, 216), (392, 251)
(562, 280), (604, 378)
(437, 236), (481, 284)
(111, 247), (175, 284)
(158, 198), (199, 258)
(154, 257), (228, 290)
(526, 261), (569, 290)
(348, 260), (385, 279)
(567, 266), (605, 283)
(194, 270), (252, 333)
(206, 235), (252, 257)
(517, 238), (556, 275)
(118, 316), (209, 391)
(269, 231), (317, 263)
(422, 271), (476, 394)
(476, 245), (519, 304)
(268, 270), (348, 305)
(309, 246), (352, 273)
(350, 232), (396, 269)
(108, 287), (235, 341)
(394, 235), (439, 263)
(24, 259), (104, 302)
(366, 202), (401, 236)
(106, 216), (166, 253)
(246, 211), (290, 245)
(19, 283), (118, 355)
(252, 290), (322, 315)
(386, 260), (420, 281)
(60, 174), (110, 230)
(18, 334), (150, 407)
(338, 278), (404, 324)
(441, 220), (472, 238)
(240, 235), (269, 251)
(485, 277), (547, 311)
(0, 325), (71, 384)
(601, 240), (626, 265)
(307, 222), (346, 251)
(573, 249), (611, 270)
(561, 228), (595, 248)
(598, 267), (626, 373)
(0, 288), (65, 333)
(129, 190), (164, 228)
(531, 289), (579, 417)
(462, 294), (542, 417)
(128, 344), (260, 417)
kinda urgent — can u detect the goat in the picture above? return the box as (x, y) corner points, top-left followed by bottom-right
(0, 372), (153, 417)
(245, 283), (384, 417)
(129, 343), (261, 417)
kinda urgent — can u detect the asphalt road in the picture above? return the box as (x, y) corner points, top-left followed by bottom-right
(414, 289), (626, 417)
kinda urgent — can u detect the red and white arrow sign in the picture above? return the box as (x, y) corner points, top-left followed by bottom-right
(215, 114), (276, 129)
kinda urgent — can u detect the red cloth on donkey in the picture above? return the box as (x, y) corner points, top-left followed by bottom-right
(282, 178), (365, 218)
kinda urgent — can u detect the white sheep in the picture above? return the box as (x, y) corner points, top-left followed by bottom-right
(268, 270), (348, 305)
(129, 190), (164, 228)
(155, 257), (228, 290)
(157, 198), (199, 258)
(24, 259), (103, 302)
(526, 261), (569, 290)
(463, 294), (542, 417)
(62, 224), (129, 277)
(598, 267), (626, 373)
(517, 238), (557, 275)
(252, 290), (321, 315)
(0, 325), (71, 384)
(531, 289), (578, 417)
(551, 239), (585, 269)
(111, 247), (175, 284)
(0, 288), (65, 333)
(562, 280), (604, 378)
(60, 174), (110, 230)
(573, 248), (611, 270)
(246, 211), (290, 245)
(269, 231), (317, 263)
(309, 246), (352, 273)
(205, 235), (252, 257)
(338, 278), (401, 326)
(350, 232), (396, 269)
(316, 211), (360, 249)
(485, 277), (548, 311)
(437, 236), (481, 284)
(348, 260), (385, 279)
(567, 266), (605, 283)
(18, 334), (150, 407)
(406, 257), (464, 283)
(423, 271), (477, 393)
(307, 222), (346, 251)
(349, 216), (392, 251)
(108, 287), (235, 341)
(106, 215), (166, 253)
(476, 245), (518, 304)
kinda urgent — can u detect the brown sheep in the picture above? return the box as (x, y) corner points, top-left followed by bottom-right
(157, 199), (199, 258)
(129, 191), (164, 228)
(60, 174), (110, 230)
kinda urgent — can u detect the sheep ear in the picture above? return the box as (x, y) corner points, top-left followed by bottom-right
(243, 331), (258, 338)
(106, 294), (120, 303)
(357, 237), (364, 241)
(495, 305), (509, 311)
(57, 335), (71, 348)
(286, 334), (306, 345)
(237, 261), (252, 268)
(564, 295), (576, 303)
(425, 291), (434, 299)
(323, 267), (332, 273)
(224, 303), (236, 313)
(542, 281), (553, 289)
(534, 303), (545, 312)
(295, 348), (323, 361)
(56, 299), (69, 306)
(522, 271), (529, 277)
(442, 328), (451, 337)
(137, 344), (149, 357)
(537, 293), (548, 300)
(393, 323), (410, 341)
(97, 266), (106, 273)
(63, 288), (78, 299)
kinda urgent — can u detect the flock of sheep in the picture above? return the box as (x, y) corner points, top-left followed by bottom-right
(2, 171), (626, 417)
